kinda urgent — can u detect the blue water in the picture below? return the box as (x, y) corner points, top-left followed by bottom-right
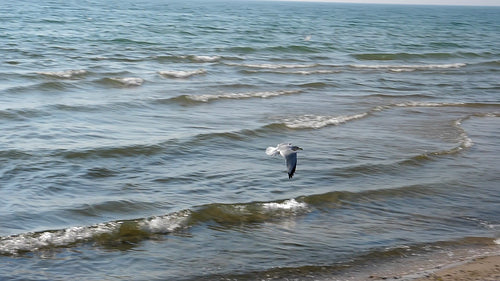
(1, 1), (499, 280)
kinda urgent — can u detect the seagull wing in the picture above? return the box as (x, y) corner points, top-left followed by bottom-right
(266, 146), (280, 156)
(285, 152), (297, 179)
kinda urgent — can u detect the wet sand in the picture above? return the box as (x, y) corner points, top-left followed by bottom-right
(412, 255), (500, 281)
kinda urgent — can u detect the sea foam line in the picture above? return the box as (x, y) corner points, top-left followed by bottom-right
(0, 211), (191, 255)
(189, 55), (221, 62)
(158, 69), (206, 78)
(281, 101), (492, 130)
(283, 113), (368, 129)
(108, 77), (144, 87)
(184, 90), (302, 102)
(262, 199), (308, 211)
(350, 63), (466, 71)
(0, 222), (119, 255)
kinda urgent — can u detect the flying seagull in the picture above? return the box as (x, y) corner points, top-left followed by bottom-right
(266, 143), (303, 179)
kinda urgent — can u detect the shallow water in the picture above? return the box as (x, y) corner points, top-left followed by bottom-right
(1, 1), (499, 280)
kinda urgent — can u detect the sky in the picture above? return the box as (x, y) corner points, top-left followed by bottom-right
(278, 0), (500, 6)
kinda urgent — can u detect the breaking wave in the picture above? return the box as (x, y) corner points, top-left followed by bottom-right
(4, 181), (492, 256)
(169, 89), (302, 103)
(281, 101), (498, 130)
(0, 198), (308, 255)
(352, 52), (493, 61)
(98, 77), (144, 87)
(151, 54), (225, 63)
(226, 61), (467, 73)
(283, 113), (368, 129)
(188, 55), (221, 62)
(241, 69), (342, 75)
(37, 69), (88, 79)
(158, 69), (206, 78)
(349, 63), (466, 72)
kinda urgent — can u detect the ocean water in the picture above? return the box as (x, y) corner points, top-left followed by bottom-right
(1, 0), (499, 280)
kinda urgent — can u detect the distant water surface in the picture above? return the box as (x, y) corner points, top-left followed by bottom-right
(1, 1), (499, 280)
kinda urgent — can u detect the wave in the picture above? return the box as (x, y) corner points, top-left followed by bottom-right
(226, 61), (467, 74)
(297, 82), (331, 88)
(227, 62), (319, 69)
(3, 103), (497, 162)
(282, 113), (368, 129)
(352, 52), (493, 61)
(152, 54), (235, 64)
(4, 180), (490, 256)
(444, 112), (500, 154)
(192, 236), (499, 281)
(353, 52), (455, 60)
(37, 69), (88, 79)
(0, 107), (49, 121)
(168, 89), (302, 104)
(371, 101), (499, 112)
(349, 63), (466, 72)
(279, 101), (498, 130)
(0, 211), (190, 255)
(0, 198), (308, 255)
(0, 183), (435, 255)
(158, 69), (206, 78)
(363, 93), (435, 99)
(276, 104), (500, 163)
(188, 55), (221, 62)
(241, 69), (342, 75)
(97, 77), (144, 87)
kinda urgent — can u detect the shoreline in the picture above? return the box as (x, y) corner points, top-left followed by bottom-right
(364, 254), (500, 281)
(326, 239), (500, 281)
(411, 255), (500, 281)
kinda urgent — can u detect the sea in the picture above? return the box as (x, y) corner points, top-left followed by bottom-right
(1, 0), (499, 280)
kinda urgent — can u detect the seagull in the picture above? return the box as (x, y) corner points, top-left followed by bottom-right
(266, 143), (303, 179)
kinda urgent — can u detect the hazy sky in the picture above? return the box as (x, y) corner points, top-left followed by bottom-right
(279, 0), (500, 6)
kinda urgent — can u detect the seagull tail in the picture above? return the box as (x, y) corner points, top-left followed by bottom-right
(266, 146), (279, 156)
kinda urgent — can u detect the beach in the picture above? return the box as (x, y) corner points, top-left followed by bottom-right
(413, 255), (500, 281)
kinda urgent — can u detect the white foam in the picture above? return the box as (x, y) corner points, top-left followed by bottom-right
(350, 63), (466, 70)
(372, 101), (466, 112)
(291, 69), (341, 75)
(389, 68), (418, 72)
(38, 69), (87, 79)
(158, 69), (206, 78)
(110, 77), (144, 86)
(453, 118), (474, 150)
(262, 199), (308, 211)
(191, 55), (220, 62)
(461, 136), (473, 149)
(230, 63), (318, 69)
(494, 238), (500, 245)
(187, 90), (301, 102)
(284, 113), (368, 129)
(138, 210), (191, 233)
(0, 222), (118, 255)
